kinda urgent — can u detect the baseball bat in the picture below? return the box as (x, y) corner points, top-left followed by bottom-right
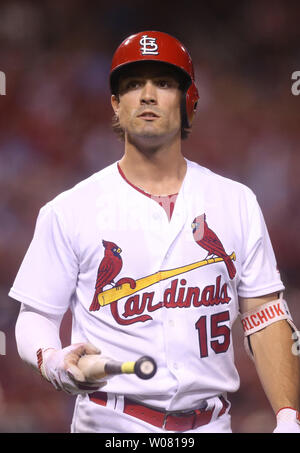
(77, 354), (157, 381)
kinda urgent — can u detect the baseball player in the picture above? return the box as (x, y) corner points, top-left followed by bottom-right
(9, 31), (300, 433)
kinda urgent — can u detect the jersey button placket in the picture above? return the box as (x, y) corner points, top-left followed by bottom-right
(164, 305), (180, 375)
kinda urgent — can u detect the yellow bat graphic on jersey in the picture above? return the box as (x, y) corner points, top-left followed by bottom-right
(97, 252), (236, 307)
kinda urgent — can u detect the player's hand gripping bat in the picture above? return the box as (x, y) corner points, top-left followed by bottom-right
(77, 354), (157, 381)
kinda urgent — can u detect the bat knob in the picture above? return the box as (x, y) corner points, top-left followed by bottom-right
(134, 356), (157, 380)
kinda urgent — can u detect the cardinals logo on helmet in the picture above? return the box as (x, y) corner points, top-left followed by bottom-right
(139, 35), (159, 55)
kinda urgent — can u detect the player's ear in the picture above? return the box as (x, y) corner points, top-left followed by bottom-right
(111, 94), (120, 115)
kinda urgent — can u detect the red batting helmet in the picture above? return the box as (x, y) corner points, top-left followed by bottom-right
(110, 31), (199, 128)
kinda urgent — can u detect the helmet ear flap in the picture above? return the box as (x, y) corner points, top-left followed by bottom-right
(182, 82), (199, 129)
(180, 92), (190, 130)
(186, 82), (199, 127)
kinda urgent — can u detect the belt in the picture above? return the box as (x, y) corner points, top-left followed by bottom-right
(89, 392), (229, 432)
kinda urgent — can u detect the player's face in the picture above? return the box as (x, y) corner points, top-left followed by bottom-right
(111, 63), (182, 145)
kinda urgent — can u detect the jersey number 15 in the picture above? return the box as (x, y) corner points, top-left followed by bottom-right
(195, 310), (230, 357)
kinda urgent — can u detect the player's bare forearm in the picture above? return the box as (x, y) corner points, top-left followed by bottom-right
(249, 319), (300, 414)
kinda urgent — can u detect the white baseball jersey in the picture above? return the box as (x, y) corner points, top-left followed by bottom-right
(9, 158), (284, 428)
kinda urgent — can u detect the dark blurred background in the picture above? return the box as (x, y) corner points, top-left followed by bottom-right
(0, 0), (299, 433)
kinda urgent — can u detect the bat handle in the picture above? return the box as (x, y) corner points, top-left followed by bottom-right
(106, 356), (157, 380)
(105, 360), (133, 375)
(78, 355), (157, 381)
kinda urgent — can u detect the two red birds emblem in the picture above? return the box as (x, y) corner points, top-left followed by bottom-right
(89, 215), (236, 311)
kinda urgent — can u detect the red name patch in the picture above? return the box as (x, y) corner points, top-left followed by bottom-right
(241, 302), (286, 335)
